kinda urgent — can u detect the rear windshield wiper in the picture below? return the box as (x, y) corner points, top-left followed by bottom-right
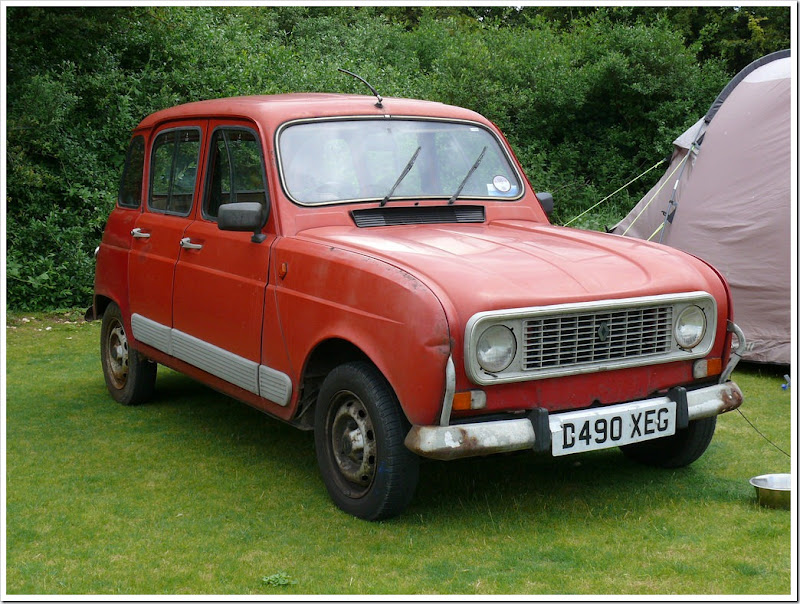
(448, 146), (487, 205)
(380, 146), (422, 207)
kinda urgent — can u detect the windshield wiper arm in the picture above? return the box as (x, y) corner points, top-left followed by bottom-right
(380, 146), (422, 207)
(448, 146), (487, 205)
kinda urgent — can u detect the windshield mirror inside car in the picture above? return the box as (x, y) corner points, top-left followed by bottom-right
(278, 119), (523, 205)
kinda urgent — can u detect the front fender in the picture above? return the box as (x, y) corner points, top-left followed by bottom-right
(274, 238), (451, 425)
(687, 252), (736, 368)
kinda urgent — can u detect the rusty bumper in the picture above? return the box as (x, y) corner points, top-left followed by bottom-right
(404, 381), (743, 461)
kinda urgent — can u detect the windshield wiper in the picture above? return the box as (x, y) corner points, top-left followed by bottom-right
(380, 146), (422, 207)
(448, 146), (487, 205)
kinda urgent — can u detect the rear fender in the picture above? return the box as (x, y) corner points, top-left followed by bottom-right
(92, 207), (140, 333)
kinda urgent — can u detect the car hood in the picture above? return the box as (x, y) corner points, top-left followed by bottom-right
(297, 220), (719, 322)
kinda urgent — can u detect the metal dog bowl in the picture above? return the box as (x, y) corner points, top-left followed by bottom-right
(749, 473), (791, 509)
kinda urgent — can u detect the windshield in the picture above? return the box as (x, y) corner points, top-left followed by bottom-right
(278, 118), (522, 205)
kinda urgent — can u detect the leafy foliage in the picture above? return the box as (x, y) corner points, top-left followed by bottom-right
(5, 6), (790, 310)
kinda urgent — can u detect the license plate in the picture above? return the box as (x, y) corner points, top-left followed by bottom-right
(549, 399), (677, 456)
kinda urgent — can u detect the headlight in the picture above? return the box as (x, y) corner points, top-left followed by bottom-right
(476, 325), (517, 373)
(675, 305), (707, 350)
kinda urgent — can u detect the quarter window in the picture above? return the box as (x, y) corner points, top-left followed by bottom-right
(118, 136), (145, 208)
(149, 128), (201, 215)
(204, 128), (268, 220)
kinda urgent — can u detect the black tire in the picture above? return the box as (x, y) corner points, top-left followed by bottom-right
(620, 416), (717, 468)
(100, 302), (157, 406)
(314, 362), (419, 520)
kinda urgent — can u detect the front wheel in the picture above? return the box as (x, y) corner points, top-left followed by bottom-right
(100, 302), (157, 405)
(620, 416), (717, 468)
(314, 362), (419, 520)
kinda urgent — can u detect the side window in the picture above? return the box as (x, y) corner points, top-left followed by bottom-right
(118, 136), (145, 208)
(148, 128), (201, 215)
(204, 128), (267, 220)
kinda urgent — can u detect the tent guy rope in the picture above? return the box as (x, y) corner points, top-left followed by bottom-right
(562, 157), (667, 227)
(622, 151), (691, 236)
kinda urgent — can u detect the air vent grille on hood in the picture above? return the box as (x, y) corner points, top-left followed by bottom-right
(351, 205), (485, 228)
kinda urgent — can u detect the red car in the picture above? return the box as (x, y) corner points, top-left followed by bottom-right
(90, 92), (744, 520)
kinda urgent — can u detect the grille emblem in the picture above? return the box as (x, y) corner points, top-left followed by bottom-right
(596, 321), (611, 342)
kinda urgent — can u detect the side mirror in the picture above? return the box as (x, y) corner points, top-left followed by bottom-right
(218, 202), (268, 243)
(536, 191), (554, 216)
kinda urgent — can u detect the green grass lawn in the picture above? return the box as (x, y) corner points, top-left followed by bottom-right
(4, 312), (794, 595)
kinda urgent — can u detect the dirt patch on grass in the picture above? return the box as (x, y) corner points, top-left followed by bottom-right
(6, 309), (91, 329)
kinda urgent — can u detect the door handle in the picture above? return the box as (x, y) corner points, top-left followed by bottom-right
(131, 228), (151, 239)
(180, 237), (203, 250)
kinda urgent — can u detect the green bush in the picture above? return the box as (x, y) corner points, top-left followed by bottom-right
(5, 7), (785, 310)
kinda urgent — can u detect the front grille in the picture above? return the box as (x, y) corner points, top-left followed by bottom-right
(465, 292), (717, 385)
(523, 305), (673, 371)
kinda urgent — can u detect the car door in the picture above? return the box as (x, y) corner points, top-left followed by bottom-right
(171, 121), (289, 405)
(128, 121), (206, 351)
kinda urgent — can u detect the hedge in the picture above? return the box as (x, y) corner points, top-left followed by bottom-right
(6, 6), (788, 310)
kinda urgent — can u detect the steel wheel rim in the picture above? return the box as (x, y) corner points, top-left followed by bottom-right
(105, 318), (129, 389)
(329, 391), (377, 497)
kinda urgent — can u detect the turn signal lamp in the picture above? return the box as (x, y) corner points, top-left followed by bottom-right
(693, 358), (722, 379)
(452, 390), (487, 411)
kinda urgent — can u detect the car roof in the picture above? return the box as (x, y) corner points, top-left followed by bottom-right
(135, 93), (487, 131)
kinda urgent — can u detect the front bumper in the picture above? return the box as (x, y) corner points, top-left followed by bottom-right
(404, 380), (743, 461)
(406, 320), (747, 461)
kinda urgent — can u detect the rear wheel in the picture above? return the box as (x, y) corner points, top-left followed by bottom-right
(100, 302), (157, 405)
(314, 362), (419, 520)
(620, 416), (716, 468)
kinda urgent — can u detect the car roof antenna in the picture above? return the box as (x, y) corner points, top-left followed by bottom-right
(338, 68), (383, 108)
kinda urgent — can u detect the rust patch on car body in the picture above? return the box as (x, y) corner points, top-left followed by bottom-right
(457, 428), (481, 451)
(720, 384), (744, 413)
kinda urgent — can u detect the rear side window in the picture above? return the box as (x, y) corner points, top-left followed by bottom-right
(118, 136), (145, 208)
(203, 128), (268, 220)
(149, 128), (201, 215)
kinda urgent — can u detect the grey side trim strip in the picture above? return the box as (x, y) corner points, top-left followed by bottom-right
(172, 330), (260, 395)
(132, 313), (172, 354)
(130, 313), (292, 405)
(259, 366), (292, 407)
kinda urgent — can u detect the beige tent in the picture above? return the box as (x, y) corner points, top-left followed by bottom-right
(612, 50), (792, 365)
